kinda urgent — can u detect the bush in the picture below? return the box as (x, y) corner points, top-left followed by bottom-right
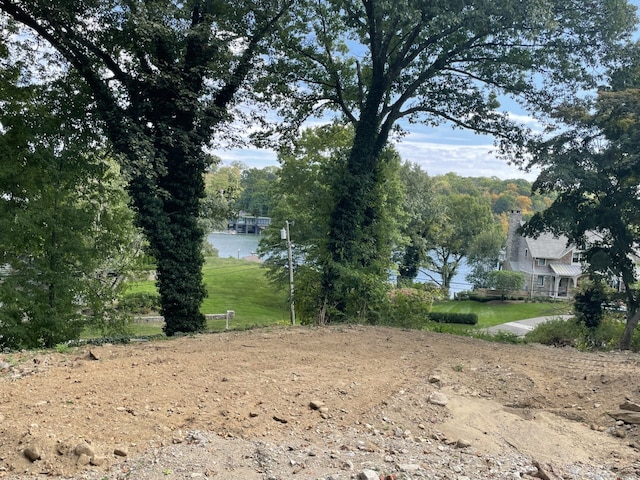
(429, 312), (478, 325)
(119, 292), (161, 314)
(573, 279), (610, 329)
(384, 287), (434, 328)
(525, 317), (583, 347)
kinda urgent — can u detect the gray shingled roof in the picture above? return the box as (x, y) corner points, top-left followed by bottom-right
(525, 232), (573, 259)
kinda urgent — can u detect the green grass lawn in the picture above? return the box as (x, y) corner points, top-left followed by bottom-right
(120, 259), (572, 337)
(123, 256), (290, 334)
(431, 299), (572, 328)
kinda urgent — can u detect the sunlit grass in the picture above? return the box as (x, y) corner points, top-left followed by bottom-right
(430, 299), (572, 328)
(122, 256), (289, 334)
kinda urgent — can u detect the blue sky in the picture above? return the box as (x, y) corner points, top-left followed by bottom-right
(214, 2), (640, 181)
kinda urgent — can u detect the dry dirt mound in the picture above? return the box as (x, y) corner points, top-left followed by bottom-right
(1, 326), (639, 479)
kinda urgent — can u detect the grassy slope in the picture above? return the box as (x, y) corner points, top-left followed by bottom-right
(431, 299), (572, 328)
(125, 257), (289, 333)
(124, 258), (571, 335)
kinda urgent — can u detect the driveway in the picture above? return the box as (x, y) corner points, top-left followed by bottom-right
(486, 315), (574, 337)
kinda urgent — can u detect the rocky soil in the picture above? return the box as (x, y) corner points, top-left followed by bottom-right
(1, 325), (640, 479)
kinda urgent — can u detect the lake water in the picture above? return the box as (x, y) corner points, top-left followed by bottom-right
(207, 232), (472, 296)
(207, 232), (262, 259)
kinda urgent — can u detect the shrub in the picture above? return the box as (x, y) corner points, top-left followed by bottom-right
(119, 292), (161, 314)
(429, 312), (478, 325)
(384, 287), (434, 328)
(525, 317), (584, 348)
(486, 271), (525, 300)
(573, 279), (610, 329)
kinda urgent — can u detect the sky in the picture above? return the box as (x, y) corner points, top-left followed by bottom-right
(213, 2), (640, 182)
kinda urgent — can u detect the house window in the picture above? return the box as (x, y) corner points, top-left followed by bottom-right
(572, 252), (584, 263)
(536, 275), (544, 286)
(536, 258), (546, 266)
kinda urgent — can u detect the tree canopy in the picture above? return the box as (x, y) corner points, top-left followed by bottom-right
(0, 72), (138, 349)
(521, 44), (640, 349)
(260, 0), (637, 320)
(0, 0), (293, 335)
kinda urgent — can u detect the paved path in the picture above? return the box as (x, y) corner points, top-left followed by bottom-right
(486, 314), (574, 337)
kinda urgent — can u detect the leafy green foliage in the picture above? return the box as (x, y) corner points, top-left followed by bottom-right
(486, 271), (526, 301)
(260, 124), (404, 324)
(259, 0), (635, 320)
(573, 280), (611, 329)
(0, 75), (138, 350)
(119, 293), (161, 315)
(427, 194), (497, 290)
(465, 229), (506, 289)
(429, 312), (478, 325)
(522, 48), (640, 349)
(524, 318), (583, 347)
(0, 0), (293, 336)
(396, 163), (441, 285)
(384, 288), (434, 328)
(235, 167), (279, 218)
(525, 315), (640, 352)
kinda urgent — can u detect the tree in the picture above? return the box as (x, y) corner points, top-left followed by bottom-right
(200, 159), (242, 236)
(521, 47), (640, 349)
(260, 124), (404, 323)
(396, 163), (441, 286)
(0, 74), (138, 349)
(486, 271), (525, 301)
(426, 194), (496, 291)
(263, 0), (636, 320)
(465, 228), (505, 289)
(0, 0), (293, 335)
(236, 167), (279, 219)
(573, 279), (610, 330)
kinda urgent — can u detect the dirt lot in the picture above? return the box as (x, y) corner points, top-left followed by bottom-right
(1, 325), (640, 479)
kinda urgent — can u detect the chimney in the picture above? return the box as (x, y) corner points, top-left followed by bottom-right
(505, 210), (522, 263)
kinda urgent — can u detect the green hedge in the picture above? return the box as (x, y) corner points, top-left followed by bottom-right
(429, 312), (478, 325)
(119, 292), (161, 314)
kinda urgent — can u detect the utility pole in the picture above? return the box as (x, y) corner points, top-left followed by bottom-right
(281, 221), (295, 325)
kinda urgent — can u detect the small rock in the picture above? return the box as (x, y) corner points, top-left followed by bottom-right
(77, 453), (91, 466)
(397, 463), (422, 472)
(113, 446), (128, 457)
(90, 455), (106, 466)
(456, 438), (472, 448)
(74, 442), (95, 457)
(620, 400), (640, 412)
(358, 469), (380, 480)
(88, 349), (100, 360)
(429, 375), (441, 384)
(23, 445), (42, 462)
(429, 391), (449, 406)
(341, 460), (354, 471)
(309, 400), (325, 410)
(56, 442), (72, 455)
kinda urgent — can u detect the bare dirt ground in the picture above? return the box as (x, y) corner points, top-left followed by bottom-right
(1, 325), (640, 479)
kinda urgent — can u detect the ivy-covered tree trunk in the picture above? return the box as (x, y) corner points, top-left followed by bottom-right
(128, 147), (207, 336)
(321, 110), (392, 320)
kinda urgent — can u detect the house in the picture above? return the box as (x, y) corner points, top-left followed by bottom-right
(227, 213), (271, 234)
(502, 210), (585, 298)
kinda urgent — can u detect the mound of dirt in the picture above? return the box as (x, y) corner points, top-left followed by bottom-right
(1, 326), (639, 479)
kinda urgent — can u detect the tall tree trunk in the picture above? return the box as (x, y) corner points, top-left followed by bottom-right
(620, 309), (640, 350)
(128, 139), (207, 336)
(321, 114), (387, 320)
